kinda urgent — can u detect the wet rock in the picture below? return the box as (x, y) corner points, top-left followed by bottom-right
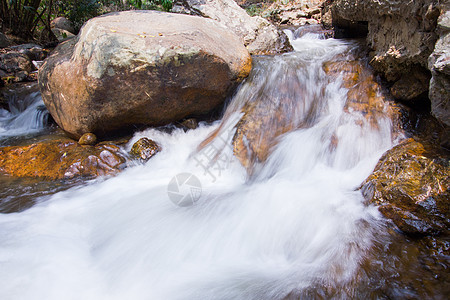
(180, 118), (198, 130)
(361, 139), (450, 236)
(390, 70), (431, 102)
(78, 133), (97, 145)
(39, 10), (251, 139)
(0, 138), (126, 180)
(428, 10), (450, 126)
(323, 60), (397, 129)
(172, 0), (292, 55)
(51, 17), (75, 34)
(130, 137), (161, 161)
(200, 58), (397, 174)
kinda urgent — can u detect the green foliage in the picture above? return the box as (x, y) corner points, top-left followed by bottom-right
(0, 0), (173, 41)
(53, 0), (99, 32)
(245, 4), (264, 17)
(127, 0), (172, 11)
(0, 0), (56, 41)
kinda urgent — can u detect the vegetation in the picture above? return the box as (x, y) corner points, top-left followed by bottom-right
(0, 0), (173, 42)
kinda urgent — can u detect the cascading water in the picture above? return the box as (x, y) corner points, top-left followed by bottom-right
(0, 31), (396, 299)
(0, 83), (49, 139)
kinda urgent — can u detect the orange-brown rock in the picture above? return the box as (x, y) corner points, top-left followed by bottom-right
(201, 59), (397, 174)
(323, 60), (396, 128)
(0, 138), (126, 180)
(361, 138), (449, 236)
(130, 137), (161, 161)
(39, 10), (252, 139)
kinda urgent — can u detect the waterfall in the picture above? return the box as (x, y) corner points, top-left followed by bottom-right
(0, 84), (49, 138)
(0, 31), (395, 299)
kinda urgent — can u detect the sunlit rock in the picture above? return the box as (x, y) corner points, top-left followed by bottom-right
(39, 10), (252, 139)
(78, 133), (97, 145)
(361, 139), (449, 236)
(51, 17), (75, 34)
(172, 0), (292, 54)
(0, 138), (126, 179)
(130, 137), (161, 161)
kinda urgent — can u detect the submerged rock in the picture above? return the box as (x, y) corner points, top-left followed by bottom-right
(39, 10), (251, 139)
(172, 0), (292, 55)
(322, 60), (398, 130)
(200, 57), (396, 173)
(0, 138), (126, 179)
(130, 137), (161, 161)
(362, 139), (449, 236)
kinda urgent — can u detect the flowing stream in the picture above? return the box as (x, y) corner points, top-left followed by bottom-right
(0, 83), (49, 140)
(0, 30), (424, 299)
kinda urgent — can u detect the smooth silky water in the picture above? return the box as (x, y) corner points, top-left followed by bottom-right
(0, 30), (447, 299)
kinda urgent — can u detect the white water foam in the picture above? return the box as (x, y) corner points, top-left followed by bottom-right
(0, 86), (49, 138)
(0, 33), (393, 299)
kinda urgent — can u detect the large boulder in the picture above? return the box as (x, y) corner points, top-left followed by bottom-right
(428, 10), (450, 126)
(172, 0), (292, 54)
(39, 10), (252, 138)
(361, 139), (449, 236)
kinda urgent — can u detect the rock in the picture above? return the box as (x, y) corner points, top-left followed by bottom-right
(0, 138), (126, 179)
(0, 51), (33, 83)
(0, 52), (33, 74)
(428, 10), (450, 126)
(13, 71), (28, 82)
(51, 28), (76, 42)
(261, 0), (325, 27)
(51, 17), (75, 34)
(172, 0), (292, 54)
(0, 33), (12, 48)
(328, 0), (440, 84)
(323, 60), (398, 129)
(361, 139), (449, 236)
(390, 70), (431, 102)
(201, 57), (396, 173)
(78, 133), (97, 145)
(180, 118), (198, 130)
(10, 44), (47, 61)
(39, 10), (252, 139)
(130, 137), (161, 161)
